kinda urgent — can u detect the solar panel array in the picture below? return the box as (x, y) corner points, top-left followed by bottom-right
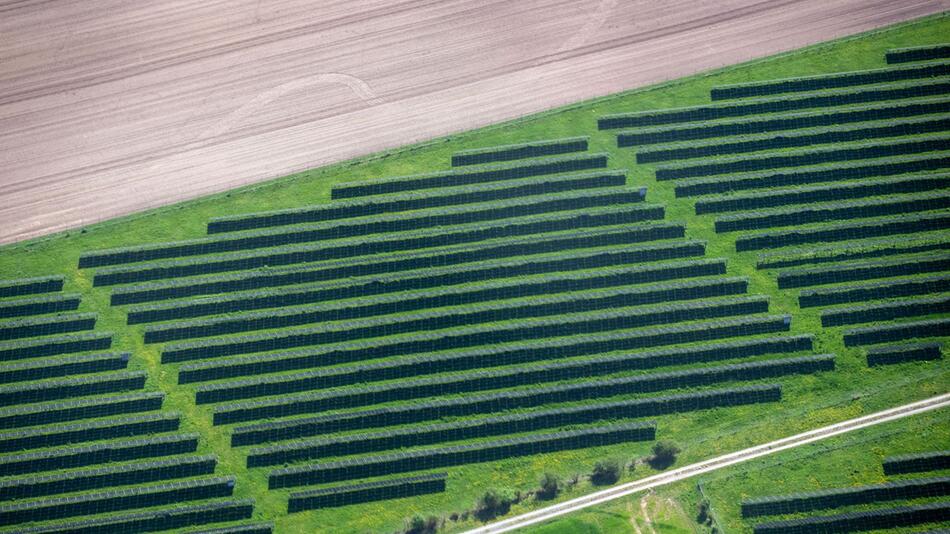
(0, 275), (263, 531)
(601, 45), (950, 368)
(32, 39), (950, 528)
(78, 102), (835, 515)
(739, 449), (950, 533)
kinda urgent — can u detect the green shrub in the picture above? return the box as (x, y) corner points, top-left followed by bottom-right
(590, 459), (621, 485)
(536, 473), (561, 501)
(474, 489), (514, 521)
(650, 440), (682, 469)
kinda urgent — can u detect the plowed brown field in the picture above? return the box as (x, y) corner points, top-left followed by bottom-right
(0, 0), (945, 244)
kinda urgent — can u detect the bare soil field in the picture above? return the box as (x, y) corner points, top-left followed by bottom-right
(0, 0), (945, 244)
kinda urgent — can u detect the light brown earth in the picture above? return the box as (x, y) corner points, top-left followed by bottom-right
(0, 0), (946, 245)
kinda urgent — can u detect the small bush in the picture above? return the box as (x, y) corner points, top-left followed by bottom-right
(650, 440), (682, 469)
(404, 515), (439, 534)
(475, 489), (514, 521)
(697, 500), (711, 524)
(536, 473), (561, 500)
(591, 459), (622, 485)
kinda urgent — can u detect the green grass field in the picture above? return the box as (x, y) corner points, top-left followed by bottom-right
(1, 12), (948, 534)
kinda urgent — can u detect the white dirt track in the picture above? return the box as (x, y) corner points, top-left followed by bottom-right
(464, 393), (950, 534)
(1, 0), (947, 244)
